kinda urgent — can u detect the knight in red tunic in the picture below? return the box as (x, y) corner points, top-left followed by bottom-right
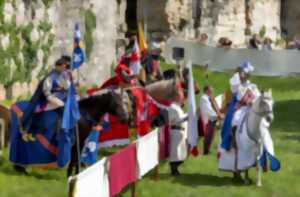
(86, 63), (135, 147)
(87, 63), (135, 96)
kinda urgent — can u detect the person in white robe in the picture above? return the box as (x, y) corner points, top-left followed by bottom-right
(168, 101), (188, 176)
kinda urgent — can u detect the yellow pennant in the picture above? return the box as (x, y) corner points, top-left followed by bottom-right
(137, 21), (147, 52)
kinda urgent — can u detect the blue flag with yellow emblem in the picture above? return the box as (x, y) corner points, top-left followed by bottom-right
(72, 23), (85, 69)
(57, 23), (85, 167)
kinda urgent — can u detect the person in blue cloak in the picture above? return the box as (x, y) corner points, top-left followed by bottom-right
(21, 57), (72, 141)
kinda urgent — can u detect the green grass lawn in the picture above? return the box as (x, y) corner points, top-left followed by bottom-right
(1, 65), (300, 197)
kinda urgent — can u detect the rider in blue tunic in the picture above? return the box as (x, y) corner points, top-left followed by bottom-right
(21, 58), (71, 140)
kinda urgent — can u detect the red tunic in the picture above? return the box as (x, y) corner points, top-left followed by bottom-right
(98, 113), (130, 147)
(87, 77), (120, 96)
(130, 87), (169, 136)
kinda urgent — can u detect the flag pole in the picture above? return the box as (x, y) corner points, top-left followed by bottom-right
(72, 23), (84, 174)
(75, 124), (81, 173)
(131, 182), (136, 197)
(71, 46), (82, 174)
(154, 165), (160, 181)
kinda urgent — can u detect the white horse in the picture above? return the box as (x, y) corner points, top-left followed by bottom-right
(219, 89), (278, 186)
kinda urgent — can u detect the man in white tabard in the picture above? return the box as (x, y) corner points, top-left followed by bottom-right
(168, 98), (188, 176)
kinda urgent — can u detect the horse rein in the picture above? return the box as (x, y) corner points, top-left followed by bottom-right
(251, 110), (273, 117)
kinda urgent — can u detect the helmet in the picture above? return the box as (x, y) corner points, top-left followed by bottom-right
(114, 63), (134, 83)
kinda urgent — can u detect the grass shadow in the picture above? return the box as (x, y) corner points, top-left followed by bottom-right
(158, 173), (243, 187)
(0, 160), (64, 180)
(282, 134), (300, 142)
(272, 100), (300, 132)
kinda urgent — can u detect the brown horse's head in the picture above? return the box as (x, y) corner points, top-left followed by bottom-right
(79, 88), (132, 124)
(145, 77), (182, 103)
(108, 89), (132, 123)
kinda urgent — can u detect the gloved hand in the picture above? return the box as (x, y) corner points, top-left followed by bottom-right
(47, 95), (64, 107)
(100, 120), (110, 132)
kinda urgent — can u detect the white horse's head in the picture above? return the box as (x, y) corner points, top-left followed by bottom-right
(256, 89), (274, 123)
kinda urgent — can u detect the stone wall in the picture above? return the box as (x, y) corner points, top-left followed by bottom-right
(199, 0), (246, 46)
(138, 0), (282, 47)
(137, 0), (193, 41)
(248, 0), (281, 40)
(0, 0), (126, 100)
(284, 0), (300, 40)
(48, 0), (123, 86)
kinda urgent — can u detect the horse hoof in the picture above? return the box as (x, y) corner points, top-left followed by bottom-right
(232, 176), (244, 183)
(13, 165), (28, 175)
(171, 169), (181, 177)
(244, 178), (253, 185)
(257, 182), (262, 187)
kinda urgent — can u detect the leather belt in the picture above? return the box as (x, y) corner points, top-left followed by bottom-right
(171, 125), (184, 130)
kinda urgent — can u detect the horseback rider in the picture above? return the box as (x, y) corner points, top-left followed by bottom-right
(87, 63), (135, 96)
(230, 61), (260, 132)
(21, 58), (71, 141)
(141, 42), (163, 83)
(42, 58), (71, 111)
(219, 61), (261, 180)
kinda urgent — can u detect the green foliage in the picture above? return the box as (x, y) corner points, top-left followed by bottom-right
(38, 20), (52, 33)
(259, 25), (267, 38)
(84, 9), (97, 60)
(19, 22), (38, 83)
(20, 22), (34, 42)
(22, 40), (40, 82)
(0, 14), (24, 86)
(11, 0), (16, 9)
(0, 4), (55, 93)
(39, 33), (54, 77)
(275, 37), (286, 48)
(0, 0), (5, 24)
(0, 46), (11, 86)
(41, 0), (54, 8)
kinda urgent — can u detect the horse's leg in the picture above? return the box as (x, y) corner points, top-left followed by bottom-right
(256, 155), (262, 187)
(232, 126), (243, 182)
(244, 170), (252, 185)
(13, 165), (28, 175)
(67, 163), (74, 177)
(0, 119), (4, 153)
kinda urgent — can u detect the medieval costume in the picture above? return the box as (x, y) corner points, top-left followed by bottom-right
(86, 63), (134, 147)
(80, 129), (100, 166)
(22, 59), (71, 134)
(141, 43), (163, 83)
(200, 91), (219, 155)
(168, 102), (188, 176)
(87, 63), (134, 96)
(42, 69), (71, 111)
(218, 61), (261, 171)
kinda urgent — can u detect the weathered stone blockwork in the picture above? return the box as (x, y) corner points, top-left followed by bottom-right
(0, 0), (127, 99)
(138, 0), (283, 47)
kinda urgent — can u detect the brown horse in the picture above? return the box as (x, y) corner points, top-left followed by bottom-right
(0, 104), (10, 151)
(8, 88), (132, 176)
(68, 88), (132, 176)
(145, 77), (180, 102)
